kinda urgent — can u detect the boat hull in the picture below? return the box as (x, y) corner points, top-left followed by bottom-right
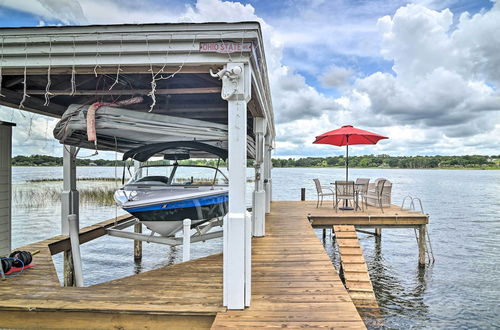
(122, 192), (228, 236)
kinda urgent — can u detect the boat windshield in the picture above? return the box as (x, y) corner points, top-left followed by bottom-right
(128, 165), (228, 186)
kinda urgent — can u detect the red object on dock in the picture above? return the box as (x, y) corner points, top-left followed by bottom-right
(5, 263), (35, 275)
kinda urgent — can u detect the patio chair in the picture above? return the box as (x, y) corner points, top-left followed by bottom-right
(366, 178), (392, 213)
(334, 181), (356, 212)
(313, 178), (335, 208)
(355, 178), (370, 210)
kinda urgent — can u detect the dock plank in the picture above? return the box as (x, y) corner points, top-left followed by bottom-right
(211, 203), (365, 329)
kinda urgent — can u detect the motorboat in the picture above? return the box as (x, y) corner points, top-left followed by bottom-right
(114, 141), (229, 237)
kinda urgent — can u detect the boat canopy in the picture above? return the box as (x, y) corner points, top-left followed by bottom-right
(53, 103), (255, 158)
(122, 141), (228, 162)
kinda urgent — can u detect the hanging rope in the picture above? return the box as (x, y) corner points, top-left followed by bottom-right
(0, 36), (5, 98)
(19, 38), (30, 109)
(44, 37), (52, 106)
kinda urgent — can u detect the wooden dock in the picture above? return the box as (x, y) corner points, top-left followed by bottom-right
(1, 201), (366, 329)
(333, 225), (378, 309)
(212, 202), (365, 329)
(1, 200), (427, 328)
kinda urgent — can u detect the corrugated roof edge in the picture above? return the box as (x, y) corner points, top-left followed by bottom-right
(0, 21), (262, 31)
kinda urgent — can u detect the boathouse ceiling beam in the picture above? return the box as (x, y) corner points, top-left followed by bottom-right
(24, 87), (222, 96)
(0, 65), (214, 75)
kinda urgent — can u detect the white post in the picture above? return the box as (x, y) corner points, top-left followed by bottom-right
(62, 145), (79, 286)
(252, 117), (266, 237)
(245, 210), (252, 306)
(183, 219), (191, 262)
(68, 214), (84, 287)
(0, 122), (15, 258)
(264, 134), (272, 214)
(222, 62), (251, 309)
(62, 146), (79, 235)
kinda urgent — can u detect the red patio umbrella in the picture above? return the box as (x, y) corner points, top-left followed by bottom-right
(313, 125), (388, 182)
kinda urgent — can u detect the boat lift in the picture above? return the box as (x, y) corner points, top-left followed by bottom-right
(107, 217), (225, 262)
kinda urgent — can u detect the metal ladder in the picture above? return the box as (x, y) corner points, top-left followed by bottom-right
(401, 196), (435, 264)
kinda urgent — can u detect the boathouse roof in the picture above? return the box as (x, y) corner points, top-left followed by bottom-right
(0, 22), (274, 156)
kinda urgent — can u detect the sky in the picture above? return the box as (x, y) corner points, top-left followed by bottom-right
(0, 0), (499, 159)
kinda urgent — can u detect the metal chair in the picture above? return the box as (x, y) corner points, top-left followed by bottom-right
(355, 178), (370, 210)
(374, 179), (387, 213)
(334, 181), (356, 212)
(313, 178), (334, 208)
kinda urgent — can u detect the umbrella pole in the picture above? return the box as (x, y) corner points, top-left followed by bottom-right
(346, 144), (349, 182)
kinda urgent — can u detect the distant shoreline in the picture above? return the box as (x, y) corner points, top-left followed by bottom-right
(12, 164), (499, 170)
(11, 154), (499, 170)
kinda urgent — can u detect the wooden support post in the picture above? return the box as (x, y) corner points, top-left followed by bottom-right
(418, 225), (426, 266)
(375, 228), (382, 236)
(63, 251), (74, 286)
(62, 146), (79, 287)
(134, 223), (142, 260)
(223, 62), (251, 309)
(264, 134), (272, 214)
(300, 188), (306, 201)
(252, 117), (266, 237)
(322, 228), (326, 242)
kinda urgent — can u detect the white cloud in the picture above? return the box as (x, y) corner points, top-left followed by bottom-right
(1, 0), (499, 157)
(1, 0), (86, 24)
(346, 3), (500, 142)
(319, 65), (354, 88)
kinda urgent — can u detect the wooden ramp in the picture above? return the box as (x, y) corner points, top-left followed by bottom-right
(211, 203), (365, 329)
(333, 225), (378, 309)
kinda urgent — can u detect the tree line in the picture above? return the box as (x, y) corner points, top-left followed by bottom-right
(11, 154), (499, 169)
(271, 154), (499, 169)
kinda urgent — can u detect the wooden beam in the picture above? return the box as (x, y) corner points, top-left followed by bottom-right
(0, 88), (66, 117)
(25, 87), (221, 96)
(0, 65), (216, 75)
(49, 215), (132, 255)
(0, 311), (215, 330)
(310, 216), (428, 227)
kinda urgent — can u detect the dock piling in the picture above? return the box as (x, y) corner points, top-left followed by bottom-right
(133, 222), (142, 260)
(300, 188), (306, 201)
(418, 225), (427, 266)
(183, 219), (191, 262)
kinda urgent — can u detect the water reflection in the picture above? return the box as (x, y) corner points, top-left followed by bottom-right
(10, 167), (500, 329)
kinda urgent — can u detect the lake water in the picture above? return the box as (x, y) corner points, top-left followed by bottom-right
(9, 166), (500, 329)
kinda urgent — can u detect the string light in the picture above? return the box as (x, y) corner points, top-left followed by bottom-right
(93, 33), (101, 77)
(70, 36), (77, 96)
(109, 34), (123, 90)
(19, 38), (30, 109)
(44, 37), (52, 106)
(0, 36), (5, 98)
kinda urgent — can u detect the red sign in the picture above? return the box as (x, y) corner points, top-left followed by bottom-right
(199, 42), (252, 54)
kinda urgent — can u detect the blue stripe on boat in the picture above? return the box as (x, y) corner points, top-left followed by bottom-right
(125, 193), (228, 213)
